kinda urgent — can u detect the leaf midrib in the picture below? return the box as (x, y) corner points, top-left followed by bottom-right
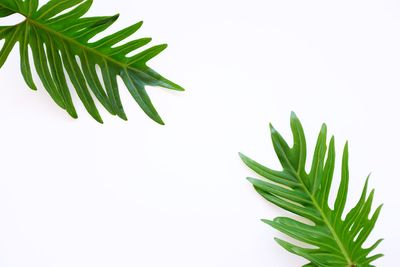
(0, 2), (143, 75)
(278, 146), (353, 266)
(25, 18), (135, 72)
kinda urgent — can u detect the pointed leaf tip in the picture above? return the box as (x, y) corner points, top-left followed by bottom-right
(329, 135), (335, 145)
(269, 123), (277, 133)
(261, 219), (272, 225)
(247, 177), (259, 185)
(290, 111), (303, 128)
(96, 117), (104, 124)
(321, 123), (327, 132)
(153, 116), (165, 125)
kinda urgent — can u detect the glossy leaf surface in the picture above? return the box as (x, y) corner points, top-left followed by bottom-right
(240, 113), (383, 267)
(0, 0), (184, 123)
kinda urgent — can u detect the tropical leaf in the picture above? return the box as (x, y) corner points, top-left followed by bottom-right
(240, 113), (383, 267)
(0, 0), (184, 124)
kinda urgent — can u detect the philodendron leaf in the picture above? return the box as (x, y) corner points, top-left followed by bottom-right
(240, 113), (383, 267)
(0, 0), (184, 124)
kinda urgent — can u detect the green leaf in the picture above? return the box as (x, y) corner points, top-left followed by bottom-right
(0, 0), (184, 124)
(240, 112), (383, 267)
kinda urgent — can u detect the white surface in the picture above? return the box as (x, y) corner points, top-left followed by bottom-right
(0, 0), (399, 266)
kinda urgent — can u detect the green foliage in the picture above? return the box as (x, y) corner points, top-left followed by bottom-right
(240, 113), (383, 267)
(0, 0), (183, 123)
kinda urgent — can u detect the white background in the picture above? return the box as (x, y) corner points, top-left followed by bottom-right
(0, 0), (399, 266)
